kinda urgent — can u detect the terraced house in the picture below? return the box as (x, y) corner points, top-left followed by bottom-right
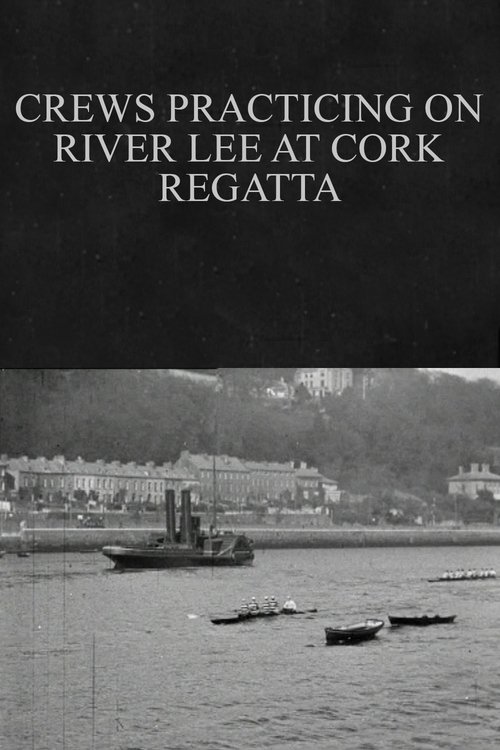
(1, 454), (198, 507)
(175, 451), (334, 508)
(175, 452), (250, 507)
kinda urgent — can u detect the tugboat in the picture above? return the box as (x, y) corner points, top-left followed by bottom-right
(102, 489), (254, 570)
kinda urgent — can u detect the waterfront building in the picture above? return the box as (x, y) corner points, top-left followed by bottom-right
(295, 464), (325, 505)
(175, 451), (250, 507)
(243, 460), (296, 503)
(321, 476), (341, 503)
(447, 463), (500, 499)
(175, 451), (333, 509)
(1, 454), (198, 508)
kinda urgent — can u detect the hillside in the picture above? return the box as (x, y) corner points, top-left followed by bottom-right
(1, 368), (500, 496)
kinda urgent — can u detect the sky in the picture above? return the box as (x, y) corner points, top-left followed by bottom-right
(424, 369), (500, 384)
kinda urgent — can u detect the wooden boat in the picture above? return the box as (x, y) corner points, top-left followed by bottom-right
(389, 614), (456, 626)
(210, 612), (249, 625)
(427, 576), (495, 583)
(325, 619), (384, 644)
(17, 551), (31, 557)
(210, 607), (316, 625)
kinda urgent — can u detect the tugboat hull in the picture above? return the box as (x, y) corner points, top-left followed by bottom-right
(103, 490), (254, 570)
(103, 545), (254, 569)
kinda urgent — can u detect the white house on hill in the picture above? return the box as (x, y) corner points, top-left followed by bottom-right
(447, 463), (500, 499)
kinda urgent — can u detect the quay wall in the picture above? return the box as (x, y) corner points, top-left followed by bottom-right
(2, 527), (500, 552)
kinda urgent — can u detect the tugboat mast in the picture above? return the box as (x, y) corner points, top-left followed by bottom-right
(211, 374), (222, 532)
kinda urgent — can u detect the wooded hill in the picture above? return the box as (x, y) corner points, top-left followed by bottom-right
(1, 368), (499, 498)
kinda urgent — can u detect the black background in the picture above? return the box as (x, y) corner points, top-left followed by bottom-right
(3, 0), (500, 366)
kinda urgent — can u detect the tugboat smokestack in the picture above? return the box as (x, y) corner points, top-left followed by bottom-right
(180, 490), (192, 543)
(165, 489), (176, 542)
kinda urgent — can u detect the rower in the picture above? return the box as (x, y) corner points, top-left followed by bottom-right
(282, 595), (297, 614)
(261, 596), (270, 613)
(239, 599), (249, 615)
(269, 596), (279, 613)
(248, 597), (259, 613)
(490, 568), (497, 578)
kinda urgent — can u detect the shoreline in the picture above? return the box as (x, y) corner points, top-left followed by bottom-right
(2, 526), (500, 553)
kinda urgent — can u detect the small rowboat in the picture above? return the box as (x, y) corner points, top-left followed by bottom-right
(389, 614), (456, 627)
(325, 619), (384, 644)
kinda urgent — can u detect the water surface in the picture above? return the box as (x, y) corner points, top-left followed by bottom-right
(1, 546), (500, 749)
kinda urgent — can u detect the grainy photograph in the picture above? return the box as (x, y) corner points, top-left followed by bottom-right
(1, 368), (500, 749)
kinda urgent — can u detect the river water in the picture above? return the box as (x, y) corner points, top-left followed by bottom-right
(1, 546), (500, 750)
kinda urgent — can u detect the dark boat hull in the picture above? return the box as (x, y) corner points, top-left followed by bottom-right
(428, 577), (496, 583)
(103, 546), (254, 569)
(210, 611), (279, 624)
(389, 614), (456, 626)
(325, 619), (384, 644)
(210, 609), (312, 625)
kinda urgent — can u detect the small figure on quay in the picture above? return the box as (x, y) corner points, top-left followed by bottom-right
(282, 595), (297, 614)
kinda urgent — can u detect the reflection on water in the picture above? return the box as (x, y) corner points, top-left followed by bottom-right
(1, 546), (500, 749)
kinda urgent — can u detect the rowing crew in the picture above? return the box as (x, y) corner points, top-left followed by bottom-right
(239, 595), (297, 615)
(440, 568), (496, 580)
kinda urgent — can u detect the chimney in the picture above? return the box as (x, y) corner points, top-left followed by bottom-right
(458, 466), (464, 475)
(482, 463), (490, 473)
(471, 463), (479, 473)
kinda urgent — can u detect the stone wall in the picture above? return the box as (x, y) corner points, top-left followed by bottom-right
(3, 526), (500, 552)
